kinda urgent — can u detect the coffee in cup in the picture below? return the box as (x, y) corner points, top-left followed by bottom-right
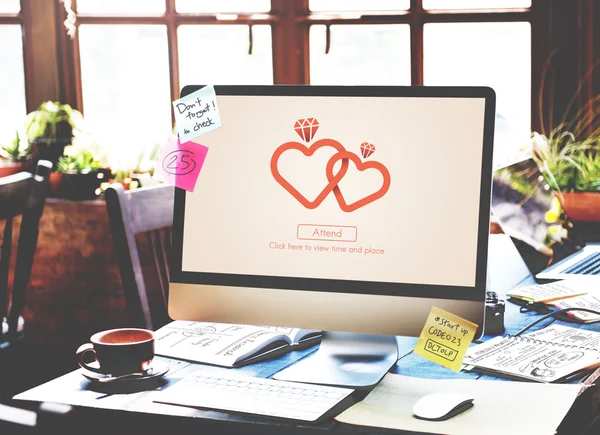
(76, 328), (155, 375)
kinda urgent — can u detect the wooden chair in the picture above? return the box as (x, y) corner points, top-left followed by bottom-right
(0, 161), (52, 348)
(105, 183), (174, 331)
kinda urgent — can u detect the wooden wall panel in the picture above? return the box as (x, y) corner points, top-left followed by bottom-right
(22, 0), (61, 110)
(531, 0), (599, 136)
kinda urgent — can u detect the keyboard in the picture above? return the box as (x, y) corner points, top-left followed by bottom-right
(155, 368), (355, 422)
(563, 252), (600, 275)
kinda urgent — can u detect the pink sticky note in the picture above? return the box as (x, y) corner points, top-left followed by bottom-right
(154, 135), (208, 192)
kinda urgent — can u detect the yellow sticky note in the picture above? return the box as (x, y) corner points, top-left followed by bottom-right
(413, 306), (478, 371)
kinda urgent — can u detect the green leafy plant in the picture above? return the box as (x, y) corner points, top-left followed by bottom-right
(0, 130), (32, 163)
(24, 101), (83, 141)
(532, 131), (600, 193)
(572, 151), (600, 191)
(531, 90), (600, 194)
(531, 48), (600, 193)
(56, 144), (100, 174)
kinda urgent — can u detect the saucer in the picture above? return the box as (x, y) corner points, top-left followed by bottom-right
(81, 360), (169, 384)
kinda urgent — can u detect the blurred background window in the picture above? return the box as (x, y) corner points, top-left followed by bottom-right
(76, 0), (166, 15)
(310, 25), (410, 86)
(4, 0), (532, 179)
(309, 0), (409, 12)
(78, 25), (172, 171)
(0, 1), (26, 146)
(423, 0), (531, 9)
(178, 25), (273, 85)
(0, 0), (20, 14)
(306, 1), (531, 165)
(176, 0), (270, 13)
(424, 22), (531, 166)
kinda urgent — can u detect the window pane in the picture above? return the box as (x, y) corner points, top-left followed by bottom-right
(79, 25), (172, 171)
(423, 0), (530, 9)
(77, 0), (165, 14)
(0, 25), (26, 146)
(424, 22), (531, 166)
(178, 25), (273, 85)
(0, 0), (20, 13)
(176, 0), (270, 13)
(310, 0), (409, 12)
(310, 25), (410, 85)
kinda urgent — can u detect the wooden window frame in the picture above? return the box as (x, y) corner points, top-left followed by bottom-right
(53, 0), (592, 134)
(61, 0), (282, 122)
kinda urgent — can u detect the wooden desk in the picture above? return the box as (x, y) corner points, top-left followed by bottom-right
(11, 235), (600, 434)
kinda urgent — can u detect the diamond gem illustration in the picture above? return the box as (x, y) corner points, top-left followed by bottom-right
(360, 142), (376, 158)
(294, 118), (320, 142)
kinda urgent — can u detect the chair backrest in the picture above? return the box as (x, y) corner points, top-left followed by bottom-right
(0, 161), (52, 343)
(105, 183), (174, 331)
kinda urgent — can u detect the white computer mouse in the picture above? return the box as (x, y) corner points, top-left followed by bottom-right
(412, 392), (474, 421)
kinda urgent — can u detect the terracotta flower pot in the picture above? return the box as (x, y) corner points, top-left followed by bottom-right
(555, 192), (600, 222)
(49, 171), (64, 193)
(0, 161), (25, 178)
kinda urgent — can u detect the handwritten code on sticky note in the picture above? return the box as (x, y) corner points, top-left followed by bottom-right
(172, 85), (222, 143)
(413, 306), (478, 372)
(153, 135), (209, 193)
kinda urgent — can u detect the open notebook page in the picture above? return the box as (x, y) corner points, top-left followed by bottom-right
(154, 321), (297, 367)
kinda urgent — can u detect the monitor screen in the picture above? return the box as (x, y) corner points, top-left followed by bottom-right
(172, 86), (493, 302)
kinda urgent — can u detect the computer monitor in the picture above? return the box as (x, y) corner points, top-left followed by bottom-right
(169, 85), (495, 387)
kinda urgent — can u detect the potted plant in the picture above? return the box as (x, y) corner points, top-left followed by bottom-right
(0, 130), (34, 178)
(24, 101), (83, 166)
(532, 129), (600, 222)
(53, 143), (108, 200)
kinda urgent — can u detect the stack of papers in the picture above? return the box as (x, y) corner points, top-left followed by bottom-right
(507, 280), (600, 323)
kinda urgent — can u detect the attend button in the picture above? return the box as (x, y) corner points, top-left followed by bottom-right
(297, 225), (357, 242)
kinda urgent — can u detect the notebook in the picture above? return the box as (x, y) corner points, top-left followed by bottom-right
(507, 279), (600, 323)
(463, 324), (600, 382)
(153, 321), (321, 367)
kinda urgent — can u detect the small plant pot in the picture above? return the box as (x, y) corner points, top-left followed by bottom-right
(555, 192), (600, 222)
(49, 171), (64, 193)
(0, 161), (25, 178)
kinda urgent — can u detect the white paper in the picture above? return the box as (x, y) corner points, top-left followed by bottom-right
(507, 279), (590, 303)
(524, 324), (600, 348)
(335, 373), (580, 435)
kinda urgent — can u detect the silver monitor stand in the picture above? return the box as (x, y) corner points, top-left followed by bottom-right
(273, 331), (399, 388)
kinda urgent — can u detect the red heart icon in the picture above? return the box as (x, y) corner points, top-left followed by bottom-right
(326, 151), (391, 213)
(271, 139), (349, 209)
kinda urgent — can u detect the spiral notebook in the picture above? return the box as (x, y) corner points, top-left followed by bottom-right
(464, 325), (600, 383)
